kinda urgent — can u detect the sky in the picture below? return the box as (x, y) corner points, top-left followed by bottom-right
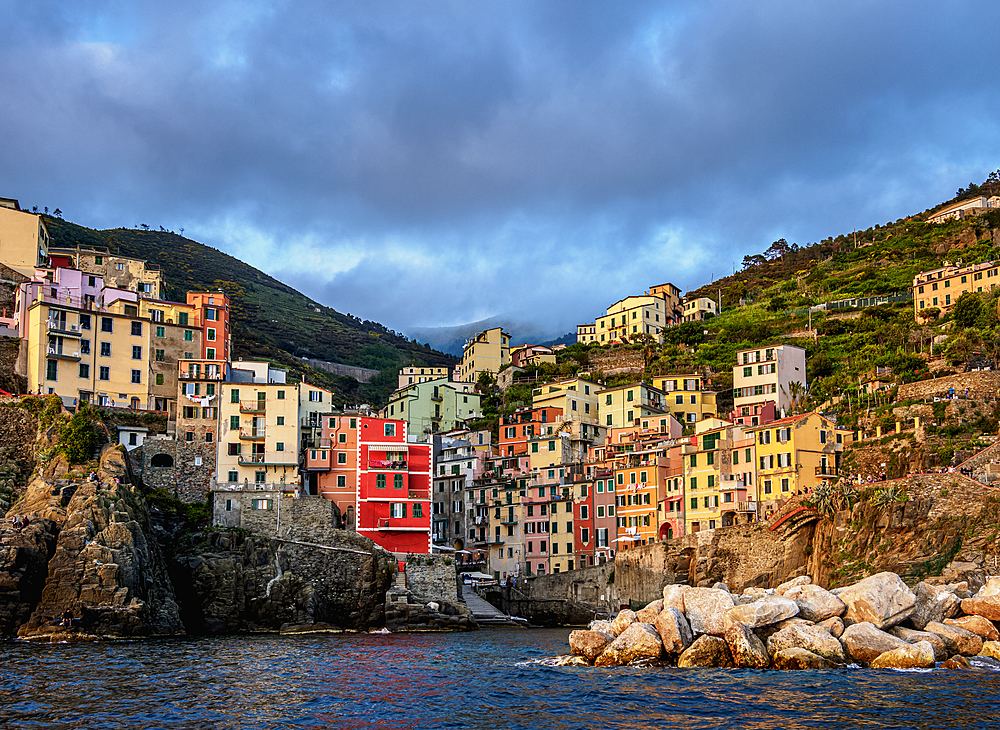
(4, 1), (1000, 342)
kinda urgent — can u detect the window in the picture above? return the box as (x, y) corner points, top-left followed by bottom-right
(99, 366), (110, 381)
(184, 330), (193, 341)
(205, 308), (217, 321)
(412, 503), (423, 518)
(80, 339), (90, 354)
(309, 390), (322, 402)
(276, 390), (285, 400)
(384, 423), (395, 437)
(155, 373), (164, 385)
(338, 452), (347, 464)
(338, 433), (346, 443)
(376, 474), (386, 489)
(101, 317), (113, 333)
(131, 369), (141, 384)
(206, 348), (215, 360)
(46, 360), (57, 381)
(132, 345), (142, 360)
(154, 349), (164, 362)
(337, 475), (346, 487)
(154, 325), (165, 338)
(390, 503), (406, 519)
(548, 440), (555, 451)
(394, 474), (403, 489)
(580, 505), (589, 519)
(276, 442), (284, 452)
(227, 471), (238, 483)
(131, 321), (142, 336)
(228, 443), (240, 456)
(207, 328), (216, 341)
(178, 312), (188, 326)
(185, 432), (194, 442)
(276, 416), (284, 425)
(79, 363), (90, 378)
(100, 342), (111, 357)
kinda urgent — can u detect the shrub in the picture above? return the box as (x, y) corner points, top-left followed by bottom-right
(61, 409), (99, 464)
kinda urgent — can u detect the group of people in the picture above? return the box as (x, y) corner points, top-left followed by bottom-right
(10, 515), (29, 531)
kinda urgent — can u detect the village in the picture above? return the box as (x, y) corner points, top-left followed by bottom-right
(1, 194), (999, 587)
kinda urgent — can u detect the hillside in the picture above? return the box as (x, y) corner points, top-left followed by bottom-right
(41, 218), (455, 407)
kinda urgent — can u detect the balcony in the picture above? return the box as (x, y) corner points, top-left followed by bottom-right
(815, 465), (839, 477)
(368, 459), (408, 470)
(238, 454), (265, 465)
(240, 400), (266, 414)
(179, 369), (223, 380)
(301, 417), (325, 429)
(407, 490), (429, 500)
(736, 501), (758, 513)
(46, 347), (81, 361)
(474, 516), (490, 526)
(239, 427), (265, 440)
(47, 320), (82, 337)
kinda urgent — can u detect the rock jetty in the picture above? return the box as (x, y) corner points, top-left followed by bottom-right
(557, 572), (1000, 670)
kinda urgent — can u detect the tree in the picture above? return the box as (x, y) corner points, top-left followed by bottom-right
(52, 208), (62, 218)
(952, 292), (984, 329)
(764, 238), (791, 260)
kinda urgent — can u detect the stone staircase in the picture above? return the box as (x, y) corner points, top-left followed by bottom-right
(460, 585), (522, 626)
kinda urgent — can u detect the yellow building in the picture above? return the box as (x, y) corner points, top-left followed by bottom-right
(0, 199), (49, 278)
(576, 323), (597, 344)
(598, 381), (668, 431)
(681, 418), (731, 534)
(596, 295), (669, 344)
(532, 377), (604, 449)
(748, 412), (841, 518)
(459, 327), (510, 383)
(648, 282), (684, 325)
(913, 260), (1000, 322)
(218, 381), (307, 488)
(652, 373), (719, 426)
(25, 297), (152, 407)
(683, 296), (717, 322)
(397, 365), (452, 389)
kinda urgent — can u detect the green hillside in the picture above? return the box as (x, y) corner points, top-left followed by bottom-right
(42, 218), (455, 407)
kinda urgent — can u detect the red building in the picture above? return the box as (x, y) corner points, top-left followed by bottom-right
(498, 406), (563, 457)
(307, 415), (432, 554)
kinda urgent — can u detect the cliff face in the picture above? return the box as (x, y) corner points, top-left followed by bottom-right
(1, 439), (394, 639)
(169, 530), (394, 634)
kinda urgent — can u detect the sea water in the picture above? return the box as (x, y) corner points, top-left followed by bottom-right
(2, 628), (999, 729)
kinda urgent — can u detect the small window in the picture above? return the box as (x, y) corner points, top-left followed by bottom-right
(131, 321), (142, 336)
(155, 373), (164, 385)
(132, 345), (142, 360)
(276, 416), (284, 425)
(131, 369), (141, 384)
(101, 317), (113, 333)
(184, 330), (193, 341)
(384, 423), (395, 437)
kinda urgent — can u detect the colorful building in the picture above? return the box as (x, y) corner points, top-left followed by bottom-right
(459, 327), (510, 383)
(0, 199), (49, 278)
(682, 296), (717, 322)
(595, 294), (670, 344)
(397, 365), (453, 389)
(731, 344), (806, 426)
(383, 377), (481, 435)
(652, 373), (719, 426)
(913, 260), (1000, 322)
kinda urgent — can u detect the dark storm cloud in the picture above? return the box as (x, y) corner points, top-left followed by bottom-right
(2, 1), (1000, 337)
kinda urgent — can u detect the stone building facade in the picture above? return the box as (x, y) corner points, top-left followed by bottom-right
(212, 487), (344, 544)
(133, 438), (217, 503)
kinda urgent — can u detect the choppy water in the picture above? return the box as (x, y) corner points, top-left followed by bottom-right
(2, 629), (999, 729)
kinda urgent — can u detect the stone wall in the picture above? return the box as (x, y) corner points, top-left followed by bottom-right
(898, 371), (1000, 400)
(588, 349), (645, 375)
(404, 555), (459, 604)
(0, 338), (26, 395)
(522, 561), (617, 607)
(214, 489), (343, 545)
(134, 439), (217, 503)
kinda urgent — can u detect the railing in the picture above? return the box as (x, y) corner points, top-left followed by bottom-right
(369, 460), (407, 470)
(46, 347), (80, 360)
(736, 501), (758, 513)
(407, 491), (429, 500)
(815, 465), (839, 477)
(239, 428), (265, 440)
(474, 516), (490, 526)
(240, 400), (266, 413)
(301, 417), (325, 429)
(238, 454), (265, 465)
(180, 370), (223, 380)
(47, 320), (81, 335)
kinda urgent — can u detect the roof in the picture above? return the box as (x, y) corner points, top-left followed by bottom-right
(746, 412), (827, 430)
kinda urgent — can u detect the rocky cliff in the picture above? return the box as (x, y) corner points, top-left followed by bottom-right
(1, 430), (395, 639)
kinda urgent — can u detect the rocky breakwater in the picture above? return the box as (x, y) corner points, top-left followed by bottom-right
(5, 446), (184, 641)
(553, 572), (1000, 671)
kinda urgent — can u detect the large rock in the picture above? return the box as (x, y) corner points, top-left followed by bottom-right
(609, 609), (637, 636)
(635, 599), (663, 623)
(662, 584), (689, 612)
(724, 623), (770, 669)
(889, 626), (948, 661)
(945, 615), (1000, 641)
(784, 584), (847, 622)
(960, 596), (1000, 622)
(817, 616), (845, 638)
(677, 635), (733, 668)
(758, 616), (814, 643)
(832, 572), (915, 629)
(775, 575), (811, 595)
(569, 630), (614, 661)
(594, 623), (664, 667)
(589, 619), (614, 634)
(683, 588), (735, 636)
(841, 622), (910, 665)
(870, 641), (936, 670)
(724, 595), (798, 630)
(654, 607), (693, 655)
(767, 623), (846, 663)
(910, 582), (961, 630)
(924, 621), (984, 657)
(979, 640), (1000, 660)
(980, 576), (1000, 598)
(772, 647), (834, 670)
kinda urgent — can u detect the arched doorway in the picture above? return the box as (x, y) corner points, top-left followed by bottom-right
(150, 453), (174, 468)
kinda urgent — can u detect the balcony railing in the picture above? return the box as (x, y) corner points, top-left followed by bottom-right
(369, 460), (408, 470)
(47, 320), (82, 336)
(736, 501), (758, 513)
(240, 400), (266, 414)
(180, 370), (223, 380)
(46, 347), (81, 360)
(238, 454), (265, 464)
(407, 490), (429, 500)
(815, 465), (838, 477)
(239, 428), (265, 440)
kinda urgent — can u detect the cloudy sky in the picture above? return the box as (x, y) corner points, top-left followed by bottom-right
(3, 1), (1000, 340)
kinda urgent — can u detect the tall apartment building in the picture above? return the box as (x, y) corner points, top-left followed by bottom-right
(913, 260), (1000, 323)
(430, 434), (484, 549)
(305, 414), (432, 554)
(681, 419), (757, 534)
(498, 406), (564, 458)
(459, 327), (510, 383)
(731, 344), (806, 426)
(597, 381), (671, 432)
(0, 199), (49, 278)
(594, 294), (669, 344)
(532, 377), (605, 457)
(648, 282), (684, 325)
